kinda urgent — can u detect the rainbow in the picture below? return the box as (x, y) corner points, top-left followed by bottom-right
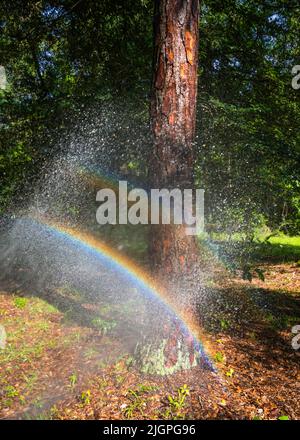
(77, 165), (137, 193)
(28, 215), (215, 371)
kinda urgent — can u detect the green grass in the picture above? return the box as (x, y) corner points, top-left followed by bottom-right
(14, 297), (27, 309)
(28, 298), (59, 314)
(205, 233), (300, 263)
(268, 235), (300, 247)
(252, 238), (300, 262)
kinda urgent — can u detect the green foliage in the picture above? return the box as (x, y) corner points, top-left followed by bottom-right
(0, 0), (299, 238)
(14, 297), (28, 309)
(220, 318), (230, 331)
(80, 390), (91, 406)
(214, 352), (225, 363)
(164, 385), (190, 420)
(123, 391), (144, 418)
(265, 313), (299, 331)
(91, 317), (116, 335)
(5, 385), (19, 398)
(254, 268), (265, 282)
(137, 384), (158, 393)
(197, 0), (300, 236)
(242, 265), (265, 282)
(0, 0), (153, 210)
(69, 373), (77, 389)
(122, 384), (158, 418)
(225, 368), (234, 378)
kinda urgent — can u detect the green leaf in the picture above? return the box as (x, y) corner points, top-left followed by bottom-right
(255, 268), (265, 282)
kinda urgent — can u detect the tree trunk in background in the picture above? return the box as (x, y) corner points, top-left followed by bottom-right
(149, 0), (200, 276)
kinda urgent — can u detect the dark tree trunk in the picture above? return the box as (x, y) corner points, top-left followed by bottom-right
(149, 0), (200, 275)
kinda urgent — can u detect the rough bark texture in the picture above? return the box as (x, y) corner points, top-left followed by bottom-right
(149, 0), (200, 275)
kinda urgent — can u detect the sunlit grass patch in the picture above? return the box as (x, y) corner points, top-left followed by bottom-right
(28, 298), (59, 314)
(268, 235), (300, 247)
(206, 233), (300, 263)
(14, 297), (27, 309)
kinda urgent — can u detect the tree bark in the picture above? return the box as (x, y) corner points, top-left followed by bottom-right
(149, 0), (200, 275)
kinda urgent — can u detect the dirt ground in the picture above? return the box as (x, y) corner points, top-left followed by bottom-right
(0, 262), (299, 420)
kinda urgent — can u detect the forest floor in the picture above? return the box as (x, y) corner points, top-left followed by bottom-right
(0, 260), (299, 420)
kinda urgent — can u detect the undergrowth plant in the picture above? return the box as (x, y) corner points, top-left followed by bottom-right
(164, 384), (190, 420)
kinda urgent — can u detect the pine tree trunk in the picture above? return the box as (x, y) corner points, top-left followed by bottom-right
(135, 1), (203, 374)
(149, 0), (200, 275)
